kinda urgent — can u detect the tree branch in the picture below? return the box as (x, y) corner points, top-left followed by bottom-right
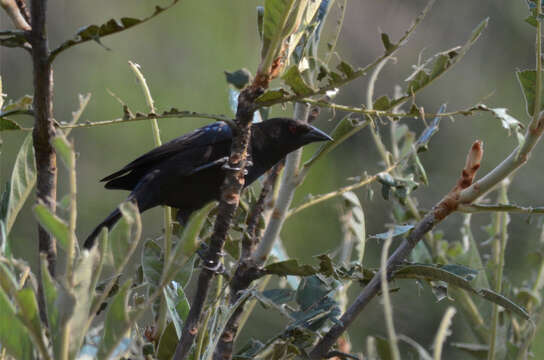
(309, 141), (484, 359)
(212, 164), (282, 360)
(172, 85), (263, 360)
(30, 0), (56, 322)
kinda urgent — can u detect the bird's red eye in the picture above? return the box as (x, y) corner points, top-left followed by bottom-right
(288, 124), (297, 134)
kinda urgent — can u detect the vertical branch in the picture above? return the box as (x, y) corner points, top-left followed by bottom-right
(173, 85), (263, 360)
(251, 102), (310, 265)
(30, 0), (56, 276)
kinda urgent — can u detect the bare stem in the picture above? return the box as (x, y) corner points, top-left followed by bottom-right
(251, 102), (310, 266)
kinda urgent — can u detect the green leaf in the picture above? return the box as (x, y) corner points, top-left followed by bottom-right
(97, 280), (133, 359)
(225, 68), (252, 90)
(163, 284), (190, 338)
(166, 202), (215, 281)
(261, 0), (306, 70)
(0, 117), (22, 131)
(40, 257), (75, 358)
(255, 88), (290, 104)
(51, 0), (180, 59)
(517, 69), (544, 116)
(261, 289), (296, 305)
(51, 133), (74, 169)
(3, 95), (32, 112)
(395, 18), (488, 107)
(142, 240), (163, 289)
(281, 65), (315, 96)
(371, 224), (414, 240)
(394, 264), (529, 320)
(342, 192), (366, 263)
(157, 321), (180, 360)
(69, 248), (96, 357)
(381, 33), (395, 52)
(2, 133), (36, 235)
(15, 288), (43, 345)
(0, 286), (33, 360)
(304, 115), (369, 169)
(265, 259), (317, 276)
(34, 203), (70, 252)
(110, 201), (141, 271)
(477, 288), (529, 320)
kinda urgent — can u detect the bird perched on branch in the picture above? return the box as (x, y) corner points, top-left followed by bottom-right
(84, 118), (332, 248)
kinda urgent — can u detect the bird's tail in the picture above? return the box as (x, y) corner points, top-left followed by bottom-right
(83, 208), (122, 249)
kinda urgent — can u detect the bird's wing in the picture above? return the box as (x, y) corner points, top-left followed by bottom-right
(101, 122), (232, 183)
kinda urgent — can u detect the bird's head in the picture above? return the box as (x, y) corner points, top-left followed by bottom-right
(252, 117), (332, 154)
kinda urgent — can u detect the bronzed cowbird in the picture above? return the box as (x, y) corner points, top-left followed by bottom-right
(84, 118), (331, 248)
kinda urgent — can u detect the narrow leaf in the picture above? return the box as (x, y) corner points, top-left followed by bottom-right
(265, 259), (317, 276)
(3, 133), (36, 235)
(97, 281), (133, 359)
(34, 203), (70, 252)
(0, 287), (33, 360)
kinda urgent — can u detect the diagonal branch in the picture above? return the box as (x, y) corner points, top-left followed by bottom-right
(309, 141), (484, 359)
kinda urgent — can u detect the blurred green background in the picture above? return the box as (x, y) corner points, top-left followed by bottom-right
(1, 0), (543, 358)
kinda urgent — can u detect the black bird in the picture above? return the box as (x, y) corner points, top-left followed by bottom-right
(84, 118), (332, 248)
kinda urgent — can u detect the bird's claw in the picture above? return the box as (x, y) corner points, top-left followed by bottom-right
(201, 259), (225, 274)
(221, 163), (241, 171)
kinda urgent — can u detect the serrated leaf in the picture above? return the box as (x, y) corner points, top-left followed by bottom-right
(304, 115), (369, 169)
(0, 287), (33, 360)
(97, 280), (133, 359)
(3, 95), (32, 112)
(34, 203), (70, 252)
(282, 65), (315, 96)
(265, 259), (317, 276)
(373, 95), (391, 111)
(2, 133), (36, 235)
(51, 0), (180, 59)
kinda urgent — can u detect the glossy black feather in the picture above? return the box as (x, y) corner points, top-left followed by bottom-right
(84, 118), (331, 248)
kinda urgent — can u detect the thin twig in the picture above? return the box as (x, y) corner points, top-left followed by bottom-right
(303, 98), (487, 121)
(458, 203), (544, 214)
(1, 109), (232, 132)
(287, 164), (397, 218)
(433, 307), (456, 360)
(381, 231), (401, 360)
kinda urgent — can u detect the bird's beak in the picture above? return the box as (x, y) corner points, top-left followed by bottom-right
(305, 125), (333, 142)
